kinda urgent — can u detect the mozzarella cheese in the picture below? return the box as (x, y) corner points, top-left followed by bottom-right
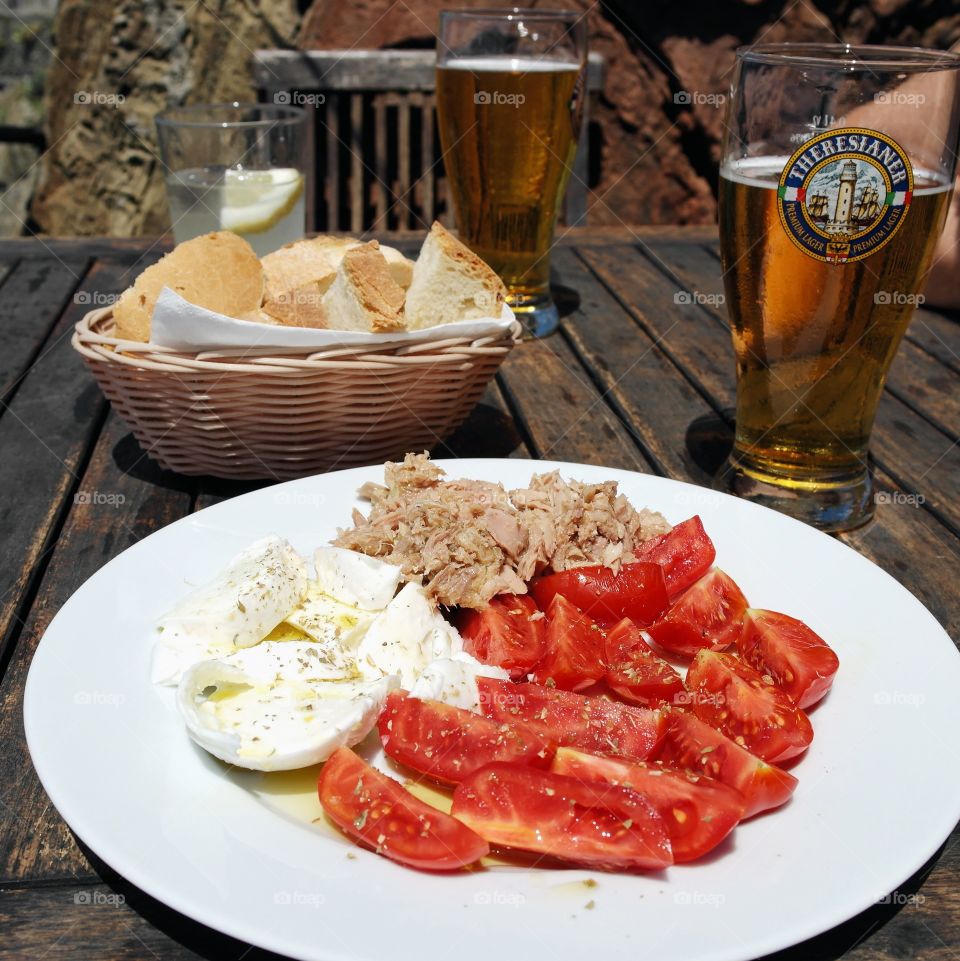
(177, 641), (397, 771)
(357, 582), (463, 687)
(284, 594), (375, 664)
(151, 536), (308, 686)
(313, 547), (402, 610)
(409, 652), (509, 712)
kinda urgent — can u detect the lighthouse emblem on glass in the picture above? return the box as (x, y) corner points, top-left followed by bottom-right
(777, 127), (913, 264)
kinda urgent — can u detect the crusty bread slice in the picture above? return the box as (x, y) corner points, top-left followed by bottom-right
(112, 231), (263, 343)
(260, 236), (339, 328)
(321, 240), (406, 333)
(403, 222), (506, 330)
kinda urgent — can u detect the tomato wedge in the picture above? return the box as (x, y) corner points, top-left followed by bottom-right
(529, 562), (669, 628)
(652, 708), (797, 818)
(550, 747), (745, 862)
(738, 609), (839, 709)
(458, 594), (547, 680)
(685, 650), (813, 763)
(634, 516), (716, 600)
(478, 676), (664, 762)
(604, 617), (684, 705)
(452, 763), (673, 871)
(647, 568), (749, 658)
(530, 594), (606, 691)
(378, 690), (554, 784)
(318, 748), (489, 870)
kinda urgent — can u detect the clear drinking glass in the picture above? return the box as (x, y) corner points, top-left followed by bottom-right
(155, 102), (309, 258)
(436, 8), (587, 337)
(717, 44), (960, 531)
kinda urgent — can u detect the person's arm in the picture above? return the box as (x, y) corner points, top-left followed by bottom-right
(924, 182), (960, 310)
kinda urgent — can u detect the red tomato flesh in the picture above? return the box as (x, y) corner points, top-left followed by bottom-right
(550, 747), (745, 862)
(452, 763), (673, 871)
(634, 516), (716, 600)
(738, 609), (839, 709)
(378, 690), (554, 784)
(604, 617), (684, 705)
(647, 568), (749, 659)
(685, 650), (813, 763)
(478, 676), (664, 762)
(652, 708), (797, 818)
(458, 594), (547, 680)
(529, 561), (669, 628)
(318, 747), (489, 870)
(530, 593), (606, 691)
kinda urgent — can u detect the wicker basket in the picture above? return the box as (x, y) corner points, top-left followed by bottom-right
(72, 308), (521, 480)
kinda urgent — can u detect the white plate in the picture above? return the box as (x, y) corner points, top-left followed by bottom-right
(25, 459), (960, 961)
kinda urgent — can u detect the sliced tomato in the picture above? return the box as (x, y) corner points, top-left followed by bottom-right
(652, 708), (797, 818)
(457, 594), (547, 680)
(317, 747), (488, 870)
(647, 568), (748, 659)
(550, 747), (745, 862)
(378, 690), (553, 784)
(478, 676), (664, 762)
(685, 650), (813, 763)
(452, 763), (672, 870)
(529, 562), (669, 628)
(738, 609), (839, 709)
(634, 516), (716, 600)
(530, 593), (606, 691)
(603, 617), (684, 705)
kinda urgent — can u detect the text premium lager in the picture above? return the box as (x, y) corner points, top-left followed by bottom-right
(436, 58), (582, 300)
(719, 156), (951, 487)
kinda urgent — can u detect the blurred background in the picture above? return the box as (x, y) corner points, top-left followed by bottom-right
(2, 0), (958, 238)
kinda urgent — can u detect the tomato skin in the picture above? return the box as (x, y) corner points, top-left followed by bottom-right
(634, 516), (717, 600)
(652, 708), (797, 818)
(458, 594), (547, 680)
(529, 562), (669, 628)
(550, 747), (745, 862)
(647, 568), (749, 659)
(685, 650), (813, 763)
(603, 617), (685, 705)
(478, 676), (664, 762)
(317, 748), (489, 870)
(378, 690), (554, 784)
(530, 594), (606, 691)
(738, 609), (839, 709)
(451, 763), (673, 871)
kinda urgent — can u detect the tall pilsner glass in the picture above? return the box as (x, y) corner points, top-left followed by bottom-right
(717, 44), (960, 531)
(437, 8), (587, 337)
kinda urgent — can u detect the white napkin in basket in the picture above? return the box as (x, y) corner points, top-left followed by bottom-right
(149, 287), (516, 352)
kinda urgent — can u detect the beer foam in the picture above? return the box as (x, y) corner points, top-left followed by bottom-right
(721, 156), (952, 194)
(443, 56), (581, 73)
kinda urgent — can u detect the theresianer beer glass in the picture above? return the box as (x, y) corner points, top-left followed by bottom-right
(437, 9), (587, 337)
(718, 44), (960, 531)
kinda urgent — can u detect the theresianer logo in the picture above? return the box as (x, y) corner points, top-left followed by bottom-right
(777, 127), (913, 264)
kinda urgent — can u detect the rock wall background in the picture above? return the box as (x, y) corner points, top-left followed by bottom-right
(13, 0), (960, 235)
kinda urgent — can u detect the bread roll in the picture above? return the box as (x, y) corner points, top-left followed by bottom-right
(112, 231), (263, 343)
(403, 222), (506, 330)
(321, 240), (406, 333)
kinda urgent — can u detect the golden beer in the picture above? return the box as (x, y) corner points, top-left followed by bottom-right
(436, 59), (582, 299)
(719, 159), (951, 488)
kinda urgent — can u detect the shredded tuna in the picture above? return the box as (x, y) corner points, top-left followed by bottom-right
(333, 453), (671, 609)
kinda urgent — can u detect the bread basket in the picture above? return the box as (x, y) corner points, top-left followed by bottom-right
(73, 307), (521, 480)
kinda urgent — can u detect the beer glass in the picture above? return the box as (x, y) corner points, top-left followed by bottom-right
(717, 44), (960, 531)
(437, 9), (587, 337)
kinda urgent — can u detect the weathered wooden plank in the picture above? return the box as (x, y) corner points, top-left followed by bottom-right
(905, 306), (960, 376)
(579, 242), (960, 638)
(0, 410), (194, 883)
(885, 339), (960, 441)
(0, 256), (88, 406)
(553, 246), (718, 483)
(496, 314), (657, 473)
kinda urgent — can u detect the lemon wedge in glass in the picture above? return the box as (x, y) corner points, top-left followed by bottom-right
(220, 168), (304, 235)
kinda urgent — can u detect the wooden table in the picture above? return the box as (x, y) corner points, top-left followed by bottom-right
(1, 229), (958, 959)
